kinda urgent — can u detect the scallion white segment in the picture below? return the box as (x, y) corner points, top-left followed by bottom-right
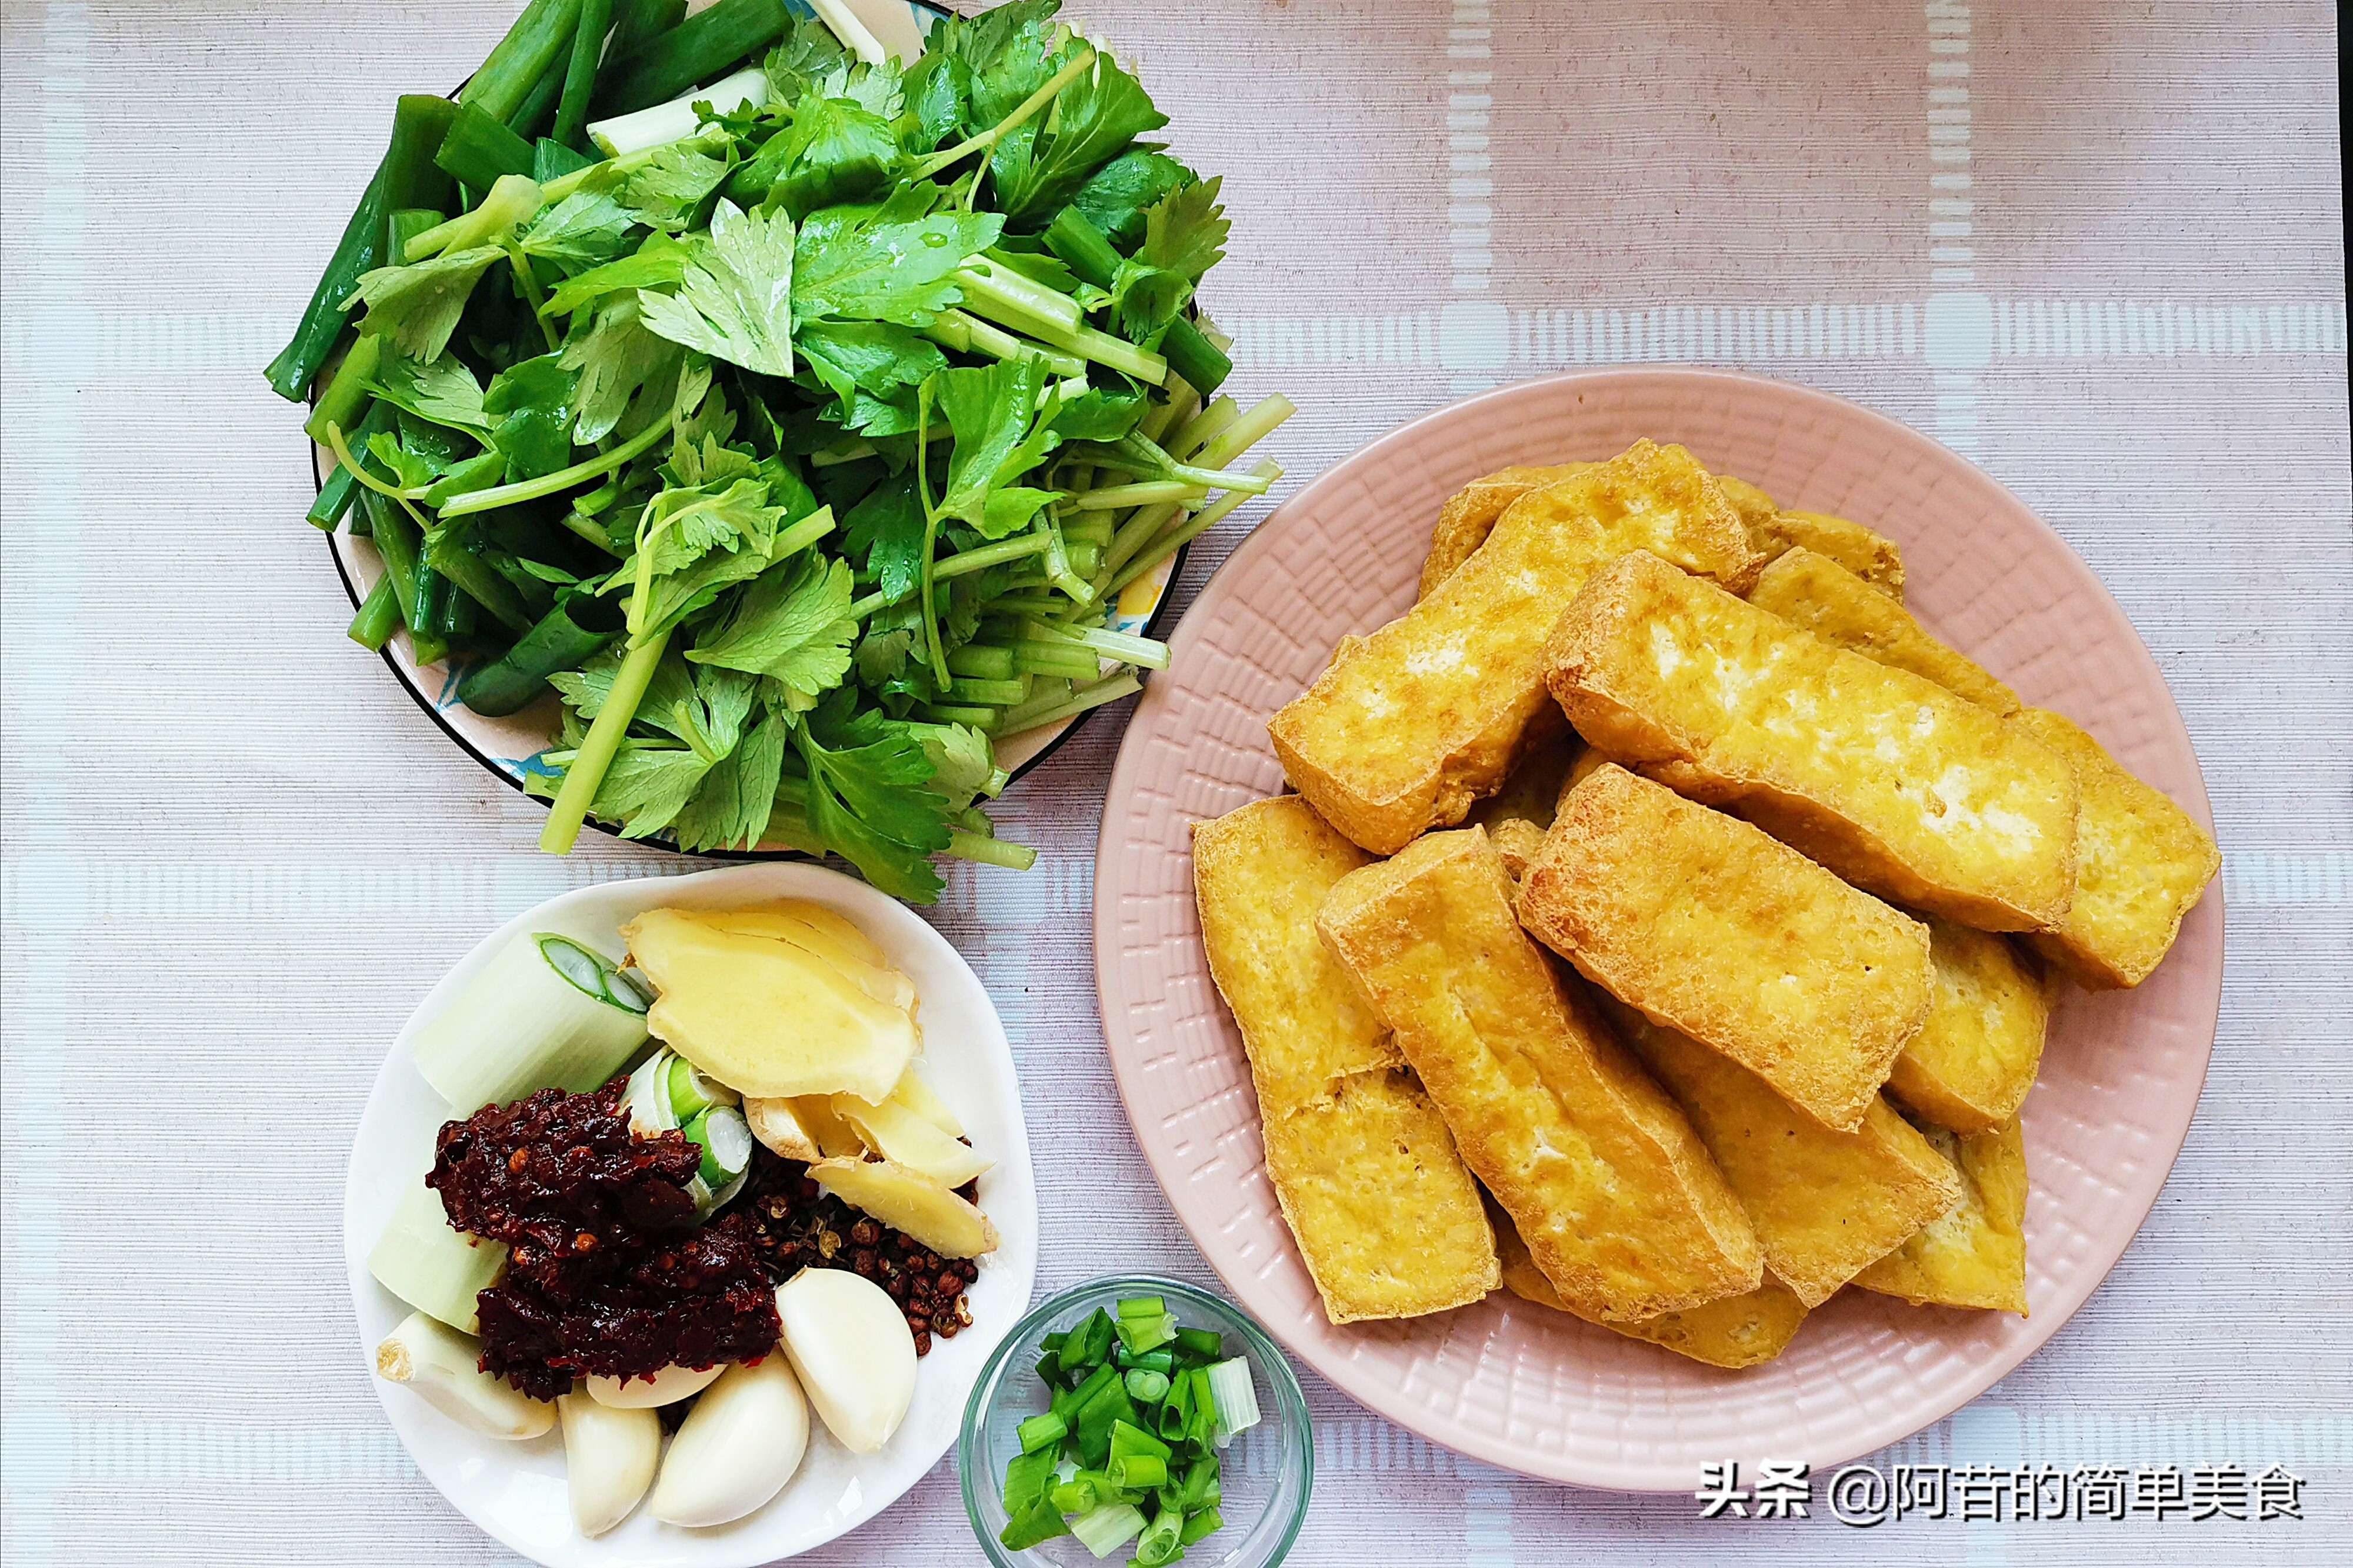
(366, 1183), (508, 1333)
(409, 932), (649, 1113)
(1070, 1502), (1148, 1559)
(1205, 1357), (1261, 1447)
(586, 65), (771, 156)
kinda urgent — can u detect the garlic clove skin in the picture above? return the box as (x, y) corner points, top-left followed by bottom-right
(773, 1269), (917, 1454)
(645, 1356), (811, 1527)
(584, 1362), (725, 1409)
(374, 1312), (554, 1440)
(557, 1391), (661, 1537)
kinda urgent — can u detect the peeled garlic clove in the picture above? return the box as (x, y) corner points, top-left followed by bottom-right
(585, 1362), (724, 1409)
(557, 1391), (661, 1537)
(646, 1356), (810, 1527)
(774, 1270), (916, 1454)
(374, 1312), (554, 1440)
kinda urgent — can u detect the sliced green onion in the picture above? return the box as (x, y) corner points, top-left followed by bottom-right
(1204, 1357), (1261, 1446)
(1134, 1508), (1184, 1568)
(1124, 1368), (1171, 1404)
(1172, 1326), (1225, 1363)
(1179, 1506), (1225, 1546)
(1116, 1310), (1177, 1355)
(1017, 1412), (1068, 1454)
(1116, 1295), (1167, 1321)
(1108, 1452), (1167, 1490)
(1067, 1502), (1146, 1560)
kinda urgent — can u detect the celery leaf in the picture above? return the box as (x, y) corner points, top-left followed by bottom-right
(639, 201), (797, 378)
(686, 554), (856, 710)
(346, 246), (505, 361)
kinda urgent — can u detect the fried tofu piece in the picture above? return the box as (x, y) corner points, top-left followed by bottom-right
(1317, 828), (1762, 1320)
(1464, 733), (1582, 836)
(1888, 920), (2049, 1133)
(1753, 511), (1907, 599)
(1545, 552), (2079, 930)
(1714, 475), (1780, 538)
(1492, 1204), (1809, 1369)
(1417, 463), (1593, 597)
(1262, 1069), (1499, 1322)
(1596, 997), (1960, 1305)
(1487, 818), (1548, 890)
(2010, 708), (2222, 989)
(1194, 797), (1403, 1106)
(1748, 548), (2017, 713)
(1193, 797), (1497, 1323)
(1854, 1116), (2028, 1314)
(1518, 765), (1933, 1132)
(1271, 441), (1766, 855)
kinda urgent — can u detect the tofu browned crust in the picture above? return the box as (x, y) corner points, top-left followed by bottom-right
(1518, 764), (1934, 1133)
(1597, 997), (1962, 1306)
(1544, 551), (2080, 931)
(1749, 548), (2015, 712)
(1887, 919), (2050, 1134)
(1193, 797), (1499, 1323)
(1417, 463), (1594, 598)
(1261, 1070), (1500, 1323)
(1193, 797), (1402, 1106)
(1316, 828), (1763, 1321)
(1269, 440), (1765, 855)
(2010, 708), (2222, 989)
(1854, 1115), (2029, 1315)
(1491, 1203), (1810, 1369)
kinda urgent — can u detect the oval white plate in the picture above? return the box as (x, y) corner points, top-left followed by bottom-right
(342, 862), (1039, 1566)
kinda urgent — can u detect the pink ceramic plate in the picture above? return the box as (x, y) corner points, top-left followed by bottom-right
(1090, 369), (2223, 1491)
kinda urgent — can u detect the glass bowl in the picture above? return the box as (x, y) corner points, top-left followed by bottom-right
(958, 1275), (1314, 1567)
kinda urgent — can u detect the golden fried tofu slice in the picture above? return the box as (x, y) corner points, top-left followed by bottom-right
(1518, 764), (1932, 1132)
(1714, 475), (1780, 538)
(1194, 798), (1498, 1323)
(1496, 1213), (1809, 1369)
(1749, 548), (2017, 713)
(1754, 511), (1907, 599)
(1271, 441), (1765, 855)
(1464, 732), (1582, 836)
(1193, 797), (1402, 1108)
(1417, 463), (1593, 598)
(2010, 708), (2222, 989)
(1487, 818), (1548, 890)
(1854, 1115), (2028, 1314)
(1595, 996), (1960, 1305)
(1888, 920), (2049, 1134)
(1317, 828), (1763, 1320)
(1262, 1069), (1499, 1323)
(1545, 551), (2079, 930)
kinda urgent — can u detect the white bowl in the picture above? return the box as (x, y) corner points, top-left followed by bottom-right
(341, 862), (1039, 1566)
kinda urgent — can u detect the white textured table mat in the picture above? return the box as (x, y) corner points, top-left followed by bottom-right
(1, 1), (2345, 1563)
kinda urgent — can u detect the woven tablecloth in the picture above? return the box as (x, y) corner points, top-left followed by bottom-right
(2, 1), (2346, 1562)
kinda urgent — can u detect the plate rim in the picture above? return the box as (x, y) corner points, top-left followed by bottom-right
(1088, 365), (2224, 1491)
(341, 858), (1041, 1563)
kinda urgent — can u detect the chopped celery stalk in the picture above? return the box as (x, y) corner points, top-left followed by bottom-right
(406, 930), (649, 1112)
(1068, 1502), (1146, 1560)
(586, 63), (768, 155)
(1204, 1357), (1261, 1444)
(996, 672), (1141, 736)
(1018, 1412), (1068, 1454)
(366, 1182), (508, 1333)
(946, 829), (1038, 871)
